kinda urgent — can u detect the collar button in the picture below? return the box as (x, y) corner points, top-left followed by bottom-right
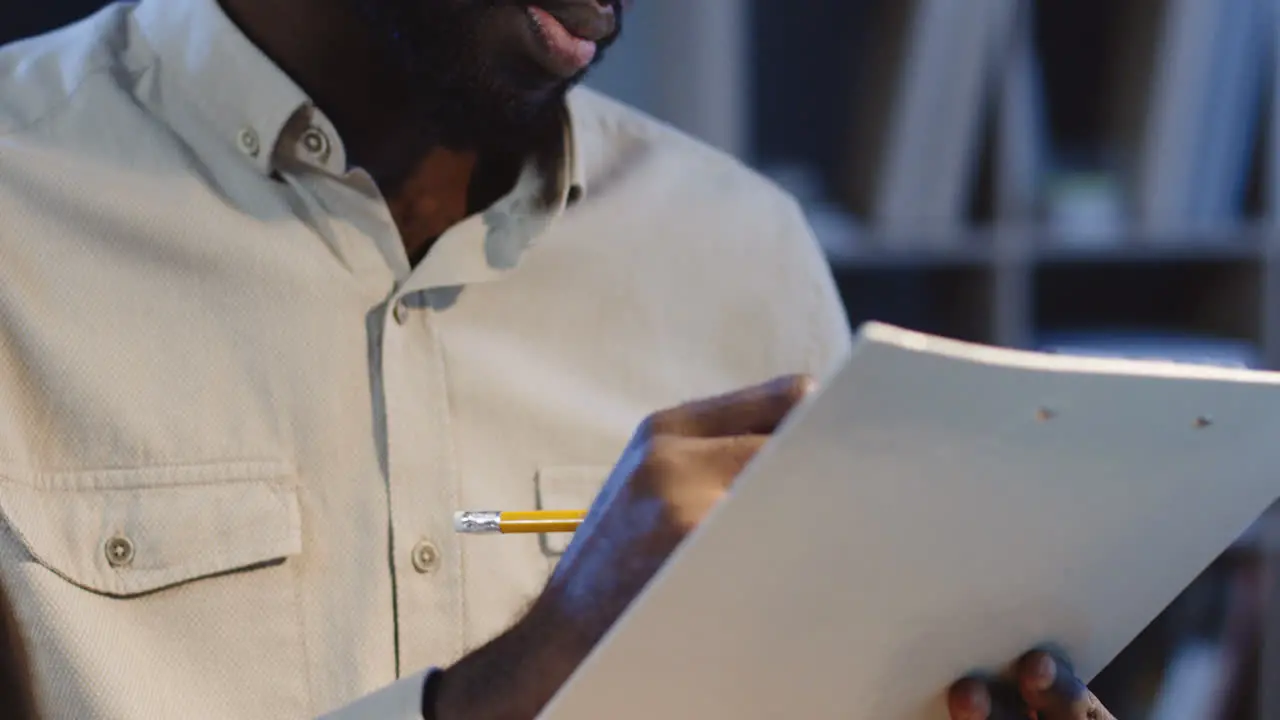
(237, 127), (261, 158)
(301, 128), (332, 163)
(393, 299), (410, 326)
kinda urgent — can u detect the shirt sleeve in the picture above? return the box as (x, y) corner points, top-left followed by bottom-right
(780, 197), (854, 379)
(315, 668), (434, 720)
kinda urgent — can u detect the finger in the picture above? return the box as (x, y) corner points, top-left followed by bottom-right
(631, 435), (767, 532)
(947, 678), (991, 720)
(1017, 651), (1113, 719)
(637, 434), (768, 493)
(1028, 689), (1115, 720)
(646, 374), (816, 438)
(694, 434), (770, 489)
(947, 678), (1024, 720)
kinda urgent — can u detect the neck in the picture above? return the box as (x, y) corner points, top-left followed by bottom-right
(217, 0), (527, 254)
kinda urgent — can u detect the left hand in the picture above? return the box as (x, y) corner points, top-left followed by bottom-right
(947, 650), (1116, 719)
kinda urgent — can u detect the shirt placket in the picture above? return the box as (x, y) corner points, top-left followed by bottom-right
(380, 292), (466, 675)
(290, 122), (469, 673)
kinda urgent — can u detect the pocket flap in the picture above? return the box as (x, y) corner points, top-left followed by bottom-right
(0, 461), (302, 597)
(535, 466), (609, 555)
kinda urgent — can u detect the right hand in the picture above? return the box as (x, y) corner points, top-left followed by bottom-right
(541, 373), (817, 651)
(433, 374), (815, 719)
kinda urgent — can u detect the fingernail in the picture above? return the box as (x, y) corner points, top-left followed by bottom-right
(1030, 653), (1057, 691)
(791, 374), (818, 396)
(949, 681), (990, 719)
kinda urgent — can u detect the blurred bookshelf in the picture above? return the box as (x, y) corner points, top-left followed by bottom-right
(747, 0), (1280, 717)
(746, 0), (1280, 355)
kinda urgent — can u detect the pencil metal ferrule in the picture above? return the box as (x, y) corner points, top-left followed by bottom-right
(454, 510), (502, 534)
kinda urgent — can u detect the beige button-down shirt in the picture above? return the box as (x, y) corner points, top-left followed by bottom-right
(0, 1), (852, 718)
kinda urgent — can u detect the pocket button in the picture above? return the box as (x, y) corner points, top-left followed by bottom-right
(104, 535), (135, 568)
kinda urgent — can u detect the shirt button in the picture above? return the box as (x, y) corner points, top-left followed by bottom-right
(393, 300), (410, 325)
(104, 535), (135, 568)
(300, 127), (332, 162)
(237, 127), (261, 158)
(411, 540), (440, 574)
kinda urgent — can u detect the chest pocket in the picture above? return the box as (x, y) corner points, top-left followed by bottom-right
(0, 460), (301, 597)
(0, 460), (310, 720)
(535, 465), (610, 559)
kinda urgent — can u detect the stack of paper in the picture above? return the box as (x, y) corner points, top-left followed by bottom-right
(540, 323), (1280, 720)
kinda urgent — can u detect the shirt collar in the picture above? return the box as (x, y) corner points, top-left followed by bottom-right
(563, 102), (588, 205)
(132, 0), (311, 177)
(131, 0), (587, 205)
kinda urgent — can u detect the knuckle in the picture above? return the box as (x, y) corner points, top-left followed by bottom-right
(636, 409), (684, 439)
(635, 435), (687, 480)
(634, 414), (661, 441)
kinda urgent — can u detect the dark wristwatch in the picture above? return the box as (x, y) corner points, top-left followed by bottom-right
(420, 668), (446, 720)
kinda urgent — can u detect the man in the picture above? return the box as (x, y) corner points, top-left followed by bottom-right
(0, 0), (1114, 717)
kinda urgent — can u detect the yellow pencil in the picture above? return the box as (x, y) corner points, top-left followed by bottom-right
(453, 509), (587, 534)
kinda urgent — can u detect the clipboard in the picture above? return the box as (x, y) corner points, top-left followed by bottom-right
(538, 322), (1280, 719)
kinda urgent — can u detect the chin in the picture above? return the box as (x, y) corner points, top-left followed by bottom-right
(354, 0), (622, 149)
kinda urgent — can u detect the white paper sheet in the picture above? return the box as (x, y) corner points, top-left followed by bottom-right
(539, 322), (1280, 719)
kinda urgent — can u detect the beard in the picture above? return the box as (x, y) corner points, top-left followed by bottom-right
(345, 0), (621, 154)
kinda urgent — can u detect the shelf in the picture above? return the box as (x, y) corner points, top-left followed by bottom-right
(1035, 260), (1262, 341)
(1031, 229), (1268, 264)
(823, 226), (1270, 270)
(825, 242), (994, 270)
